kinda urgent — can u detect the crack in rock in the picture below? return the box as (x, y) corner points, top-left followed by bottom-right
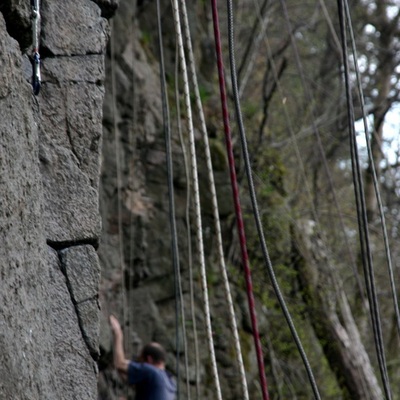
(90, 0), (119, 19)
(58, 245), (101, 360)
(0, 1), (32, 50)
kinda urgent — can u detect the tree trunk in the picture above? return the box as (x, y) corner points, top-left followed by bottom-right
(291, 220), (383, 400)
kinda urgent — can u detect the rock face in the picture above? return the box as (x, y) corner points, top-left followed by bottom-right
(97, 2), (261, 399)
(0, 0), (111, 397)
(1, 1), (263, 399)
(2, 0), (394, 399)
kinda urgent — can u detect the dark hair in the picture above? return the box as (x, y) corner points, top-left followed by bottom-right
(141, 342), (166, 364)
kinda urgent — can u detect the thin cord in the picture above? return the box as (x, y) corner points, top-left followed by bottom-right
(173, 16), (204, 400)
(171, 0), (223, 398)
(174, 41), (192, 400)
(156, 1), (182, 397)
(237, 0), (268, 80)
(251, 0), (360, 294)
(344, 0), (400, 342)
(128, 1), (138, 362)
(251, 0), (318, 225)
(238, 0), (271, 97)
(337, 1), (392, 398)
(279, 0), (366, 307)
(111, 18), (127, 347)
(226, 1), (322, 399)
(179, 0), (249, 398)
(318, 0), (341, 51)
(210, 1), (271, 399)
(175, 59), (200, 398)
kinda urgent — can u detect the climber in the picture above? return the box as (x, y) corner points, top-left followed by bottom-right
(109, 315), (177, 400)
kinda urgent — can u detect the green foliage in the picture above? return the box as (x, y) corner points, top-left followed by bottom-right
(244, 145), (290, 267)
(238, 329), (253, 371)
(236, 140), (345, 397)
(206, 264), (220, 287)
(196, 84), (212, 104)
(242, 101), (260, 120)
(139, 30), (151, 48)
(209, 138), (228, 171)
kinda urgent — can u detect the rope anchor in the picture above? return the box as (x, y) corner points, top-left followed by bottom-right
(31, 0), (41, 95)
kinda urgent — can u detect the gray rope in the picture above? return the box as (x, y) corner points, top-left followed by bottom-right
(110, 19), (127, 351)
(226, 0), (321, 398)
(171, 0), (223, 397)
(278, 0), (366, 306)
(337, 1), (392, 398)
(174, 33), (201, 400)
(156, 1), (182, 396)
(174, 43), (192, 400)
(179, 0), (249, 398)
(344, 0), (400, 343)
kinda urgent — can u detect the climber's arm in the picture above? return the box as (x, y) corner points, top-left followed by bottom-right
(109, 315), (129, 377)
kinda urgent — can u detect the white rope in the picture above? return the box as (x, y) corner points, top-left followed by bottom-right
(175, 45), (198, 399)
(170, 1), (222, 398)
(179, 1), (249, 399)
(32, 0), (40, 51)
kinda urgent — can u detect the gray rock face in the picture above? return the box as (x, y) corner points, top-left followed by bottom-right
(0, 15), (54, 400)
(97, 2), (255, 399)
(0, 0), (31, 49)
(1, 0), (257, 398)
(1, 0), (108, 396)
(60, 245), (101, 303)
(40, 142), (101, 243)
(39, 0), (106, 243)
(41, 0), (108, 56)
(46, 247), (98, 400)
(60, 245), (101, 358)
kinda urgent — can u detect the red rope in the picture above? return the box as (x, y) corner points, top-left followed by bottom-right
(210, 2), (270, 399)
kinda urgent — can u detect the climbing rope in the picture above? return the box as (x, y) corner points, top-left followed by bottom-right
(110, 19), (128, 358)
(156, 1), (183, 397)
(344, 0), (400, 342)
(225, 0), (323, 398)
(210, 2), (270, 399)
(250, 0), (317, 224)
(337, 1), (392, 398)
(109, 19), (132, 400)
(128, 1), (138, 364)
(171, 1), (223, 399)
(31, 0), (41, 95)
(279, 0), (366, 307)
(174, 45), (194, 400)
(178, 1), (249, 399)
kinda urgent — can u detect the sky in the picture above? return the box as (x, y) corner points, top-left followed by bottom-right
(356, 104), (400, 167)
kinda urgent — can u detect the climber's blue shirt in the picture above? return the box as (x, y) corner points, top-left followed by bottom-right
(128, 361), (176, 400)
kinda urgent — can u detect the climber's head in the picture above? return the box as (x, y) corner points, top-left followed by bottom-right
(140, 342), (166, 368)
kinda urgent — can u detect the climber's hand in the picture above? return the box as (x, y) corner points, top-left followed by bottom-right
(109, 314), (122, 337)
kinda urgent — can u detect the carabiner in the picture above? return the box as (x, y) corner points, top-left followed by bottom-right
(32, 51), (41, 96)
(31, 0), (41, 95)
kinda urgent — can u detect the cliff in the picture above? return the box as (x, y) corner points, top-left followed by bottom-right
(97, 2), (260, 398)
(0, 0), (114, 398)
(0, 1), (250, 398)
(2, 0), (397, 399)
